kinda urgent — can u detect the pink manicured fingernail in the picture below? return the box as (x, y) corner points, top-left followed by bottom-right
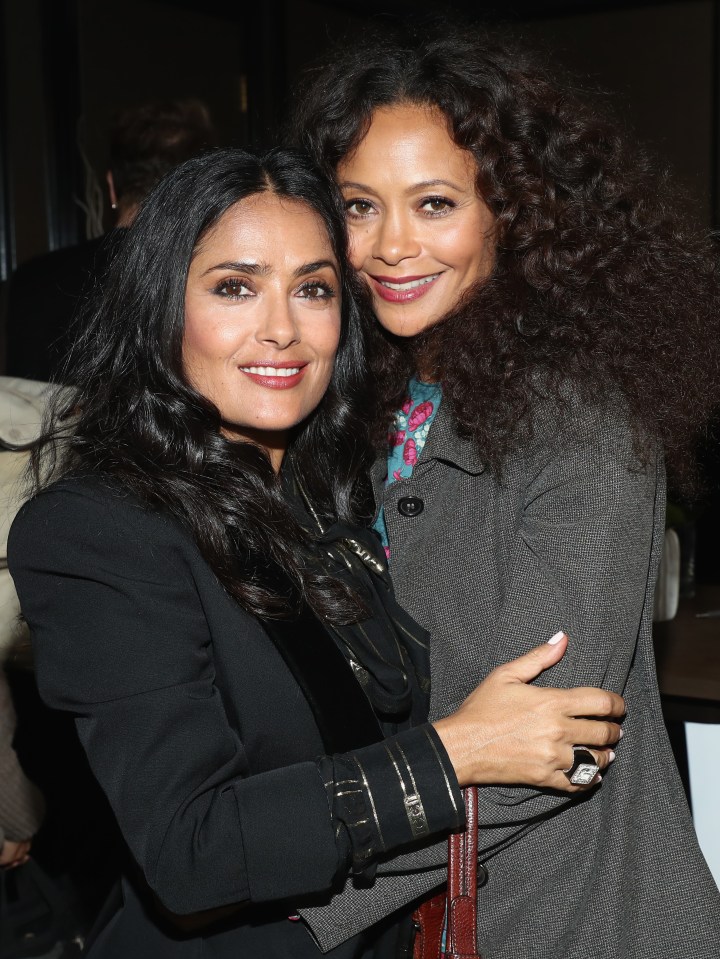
(548, 631), (564, 645)
(609, 751), (616, 762)
(619, 729), (624, 738)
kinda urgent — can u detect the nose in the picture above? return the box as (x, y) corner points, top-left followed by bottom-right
(372, 208), (421, 266)
(255, 295), (300, 349)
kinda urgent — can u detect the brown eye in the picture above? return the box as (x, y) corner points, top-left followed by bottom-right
(214, 278), (252, 298)
(346, 199), (374, 217)
(297, 281), (335, 300)
(421, 197), (453, 214)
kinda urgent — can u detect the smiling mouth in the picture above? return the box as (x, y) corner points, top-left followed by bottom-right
(239, 366), (302, 377)
(238, 364), (308, 390)
(374, 274), (441, 291)
(369, 272), (443, 303)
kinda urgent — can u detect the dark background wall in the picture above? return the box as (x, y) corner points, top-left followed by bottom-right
(523, 2), (715, 223)
(2, 0), (717, 274)
(1, 1), (718, 517)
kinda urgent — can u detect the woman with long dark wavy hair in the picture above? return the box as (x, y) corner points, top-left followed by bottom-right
(6, 148), (623, 958)
(292, 23), (720, 959)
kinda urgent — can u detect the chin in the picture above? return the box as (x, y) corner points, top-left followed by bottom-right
(374, 309), (443, 338)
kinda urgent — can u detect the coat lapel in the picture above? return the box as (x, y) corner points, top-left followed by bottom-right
(371, 398), (485, 508)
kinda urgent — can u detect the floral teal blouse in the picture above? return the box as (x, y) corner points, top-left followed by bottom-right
(373, 377), (443, 559)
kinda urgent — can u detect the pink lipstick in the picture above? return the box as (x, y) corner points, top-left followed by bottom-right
(368, 272), (442, 303)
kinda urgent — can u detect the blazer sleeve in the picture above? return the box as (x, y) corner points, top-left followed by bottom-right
(8, 484), (343, 915)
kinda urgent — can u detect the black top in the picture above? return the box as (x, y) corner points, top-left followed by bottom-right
(8, 476), (463, 958)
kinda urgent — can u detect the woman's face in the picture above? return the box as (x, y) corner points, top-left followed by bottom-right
(337, 103), (495, 337)
(183, 193), (341, 469)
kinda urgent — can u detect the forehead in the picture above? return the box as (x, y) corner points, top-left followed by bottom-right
(193, 192), (335, 264)
(339, 103), (477, 187)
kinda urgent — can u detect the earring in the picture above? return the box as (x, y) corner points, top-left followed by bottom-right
(111, 202), (117, 210)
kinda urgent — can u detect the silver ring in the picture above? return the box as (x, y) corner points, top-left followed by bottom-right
(564, 746), (600, 785)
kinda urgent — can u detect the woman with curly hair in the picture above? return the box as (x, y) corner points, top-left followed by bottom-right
(292, 23), (720, 959)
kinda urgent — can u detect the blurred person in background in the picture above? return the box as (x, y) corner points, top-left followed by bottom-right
(0, 380), (45, 873)
(0, 671), (44, 870)
(5, 98), (216, 382)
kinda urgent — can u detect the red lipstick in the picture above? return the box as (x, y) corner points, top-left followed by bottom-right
(239, 361), (308, 390)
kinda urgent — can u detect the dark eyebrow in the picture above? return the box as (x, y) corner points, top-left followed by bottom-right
(339, 180), (376, 193)
(293, 259), (338, 279)
(340, 178), (466, 194)
(201, 261), (271, 277)
(200, 260), (337, 279)
(411, 178), (466, 192)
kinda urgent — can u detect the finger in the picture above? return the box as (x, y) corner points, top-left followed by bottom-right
(593, 748), (615, 772)
(570, 718), (623, 748)
(560, 686), (626, 719)
(496, 632), (569, 684)
(561, 744), (615, 774)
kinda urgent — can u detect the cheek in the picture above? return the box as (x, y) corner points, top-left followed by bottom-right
(181, 327), (204, 368)
(182, 299), (214, 359)
(181, 315), (204, 379)
(181, 306), (228, 394)
(314, 316), (343, 379)
(323, 321), (342, 366)
(183, 302), (240, 362)
(453, 226), (493, 283)
(347, 228), (369, 270)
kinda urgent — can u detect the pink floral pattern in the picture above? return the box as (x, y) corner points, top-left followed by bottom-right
(375, 378), (443, 560)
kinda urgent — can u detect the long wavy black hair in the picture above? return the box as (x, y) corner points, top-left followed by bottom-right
(293, 23), (720, 490)
(33, 148), (376, 622)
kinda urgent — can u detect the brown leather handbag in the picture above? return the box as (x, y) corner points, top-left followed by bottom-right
(413, 786), (483, 959)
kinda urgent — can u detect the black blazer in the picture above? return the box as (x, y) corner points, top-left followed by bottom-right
(9, 476), (459, 958)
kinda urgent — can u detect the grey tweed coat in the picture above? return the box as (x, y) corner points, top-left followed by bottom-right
(302, 393), (720, 958)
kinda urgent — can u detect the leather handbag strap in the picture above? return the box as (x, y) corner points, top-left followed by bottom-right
(413, 786), (482, 959)
(444, 786), (481, 959)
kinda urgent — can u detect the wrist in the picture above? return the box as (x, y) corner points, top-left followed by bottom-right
(432, 716), (483, 787)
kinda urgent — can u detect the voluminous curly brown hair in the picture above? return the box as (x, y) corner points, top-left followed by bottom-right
(292, 22), (720, 492)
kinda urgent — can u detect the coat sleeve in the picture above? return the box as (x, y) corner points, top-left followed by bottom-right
(470, 399), (661, 835)
(388, 398), (661, 858)
(8, 484), (342, 915)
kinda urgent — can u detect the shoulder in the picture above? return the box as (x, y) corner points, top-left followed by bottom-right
(521, 381), (658, 471)
(14, 473), (158, 532)
(9, 474), (195, 580)
(481, 384), (663, 519)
